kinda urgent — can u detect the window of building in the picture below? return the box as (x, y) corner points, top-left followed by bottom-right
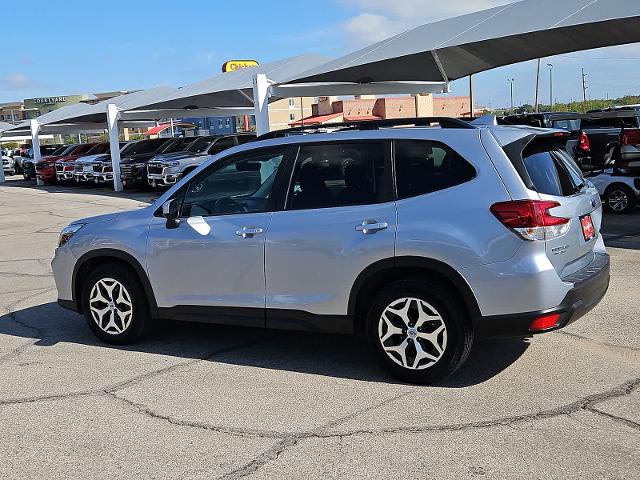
(289, 113), (296, 122)
(218, 119), (224, 129)
(287, 142), (389, 211)
(394, 140), (476, 199)
(288, 98), (296, 109)
(0, 115), (4, 120)
(225, 118), (231, 127)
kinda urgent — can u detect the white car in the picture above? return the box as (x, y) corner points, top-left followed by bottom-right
(2, 154), (15, 176)
(589, 169), (640, 214)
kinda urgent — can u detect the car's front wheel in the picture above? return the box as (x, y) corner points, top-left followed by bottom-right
(82, 264), (151, 344)
(366, 280), (473, 384)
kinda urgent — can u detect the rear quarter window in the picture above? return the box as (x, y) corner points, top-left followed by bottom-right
(394, 140), (476, 199)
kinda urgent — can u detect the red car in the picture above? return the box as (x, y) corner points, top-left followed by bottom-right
(36, 144), (98, 184)
(55, 142), (111, 182)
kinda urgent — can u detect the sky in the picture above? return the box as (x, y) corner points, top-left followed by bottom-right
(2, 0), (640, 108)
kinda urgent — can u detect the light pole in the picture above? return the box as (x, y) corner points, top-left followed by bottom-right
(507, 78), (515, 113)
(547, 63), (554, 109)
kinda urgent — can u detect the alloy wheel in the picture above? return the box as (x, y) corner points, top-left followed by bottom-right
(378, 297), (447, 370)
(608, 190), (629, 212)
(89, 278), (133, 335)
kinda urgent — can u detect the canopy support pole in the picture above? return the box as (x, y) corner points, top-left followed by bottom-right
(430, 51), (450, 93)
(107, 104), (123, 192)
(31, 120), (43, 186)
(0, 134), (4, 183)
(253, 74), (271, 136)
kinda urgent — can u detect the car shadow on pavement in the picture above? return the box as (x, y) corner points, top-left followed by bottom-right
(1, 302), (530, 388)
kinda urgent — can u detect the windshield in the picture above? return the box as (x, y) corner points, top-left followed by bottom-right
(162, 137), (197, 153)
(85, 143), (110, 155)
(59, 145), (78, 156)
(121, 140), (166, 156)
(187, 137), (216, 153)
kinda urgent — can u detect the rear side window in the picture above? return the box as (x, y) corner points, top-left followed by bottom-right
(523, 146), (585, 197)
(394, 140), (476, 199)
(209, 137), (236, 154)
(287, 142), (390, 210)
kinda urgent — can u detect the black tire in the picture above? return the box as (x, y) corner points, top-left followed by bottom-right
(82, 263), (151, 344)
(604, 184), (637, 214)
(366, 280), (473, 384)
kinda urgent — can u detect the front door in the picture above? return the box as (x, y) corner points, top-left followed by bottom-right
(146, 147), (289, 326)
(265, 140), (396, 330)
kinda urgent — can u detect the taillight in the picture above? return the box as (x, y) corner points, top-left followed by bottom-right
(490, 200), (570, 241)
(529, 313), (561, 332)
(578, 131), (591, 152)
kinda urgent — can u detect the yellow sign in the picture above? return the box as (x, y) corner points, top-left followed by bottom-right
(222, 60), (259, 73)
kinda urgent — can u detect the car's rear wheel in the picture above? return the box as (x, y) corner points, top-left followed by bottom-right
(82, 264), (151, 344)
(366, 280), (473, 384)
(604, 184), (637, 214)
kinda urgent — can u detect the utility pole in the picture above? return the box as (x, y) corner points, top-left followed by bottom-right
(547, 63), (554, 110)
(534, 59), (541, 113)
(469, 74), (475, 118)
(508, 78), (515, 112)
(582, 68), (589, 103)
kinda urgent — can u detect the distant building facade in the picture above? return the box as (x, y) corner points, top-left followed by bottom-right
(292, 94), (481, 126)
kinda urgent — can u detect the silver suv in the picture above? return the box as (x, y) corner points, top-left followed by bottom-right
(52, 118), (610, 384)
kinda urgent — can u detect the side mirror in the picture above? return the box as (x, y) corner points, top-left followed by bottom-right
(162, 199), (181, 229)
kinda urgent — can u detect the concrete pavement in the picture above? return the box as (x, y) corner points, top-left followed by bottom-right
(1, 180), (638, 479)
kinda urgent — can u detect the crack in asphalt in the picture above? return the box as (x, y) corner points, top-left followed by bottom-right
(208, 377), (640, 479)
(0, 338), (264, 407)
(215, 390), (416, 480)
(586, 406), (640, 432)
(559, 331), (640, 354)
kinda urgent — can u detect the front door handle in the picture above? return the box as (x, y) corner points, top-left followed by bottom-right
(235, 226), (264, 238)
(355, 220), (389, 234)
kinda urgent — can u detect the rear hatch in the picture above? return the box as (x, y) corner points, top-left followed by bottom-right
(521, 136), (602, 278)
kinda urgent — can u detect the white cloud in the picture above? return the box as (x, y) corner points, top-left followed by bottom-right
(0, 73), (38, 91)
(339, 0), (517, 46)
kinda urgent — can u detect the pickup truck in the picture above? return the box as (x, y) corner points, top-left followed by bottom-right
(502, 110), (640, 172)
(119, 138), (196, 188)
(146, 133), (256, 188)
(36, 143), (98, 184)
(21, 145), (66, 180)
(56, 143), (111, 182)
(74, 142), (129, 184)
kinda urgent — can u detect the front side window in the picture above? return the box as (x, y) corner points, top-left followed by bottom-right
(394, 140), (476, 199)
(287, 142), (389, 211)
(181, 148), (285, 217)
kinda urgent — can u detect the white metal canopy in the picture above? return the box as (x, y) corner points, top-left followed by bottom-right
(284, 0), (640, 86)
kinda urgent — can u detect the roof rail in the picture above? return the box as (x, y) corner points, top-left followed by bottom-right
(256, 116), (475, 140)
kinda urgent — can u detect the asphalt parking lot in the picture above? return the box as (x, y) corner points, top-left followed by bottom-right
(1, 178), (639, 480)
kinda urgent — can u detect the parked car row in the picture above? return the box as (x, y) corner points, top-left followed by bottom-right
(18, 133), (256, 191)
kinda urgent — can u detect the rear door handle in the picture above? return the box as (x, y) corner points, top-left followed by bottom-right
(355, 220), (389, 234)
(235, 227), (264, 238)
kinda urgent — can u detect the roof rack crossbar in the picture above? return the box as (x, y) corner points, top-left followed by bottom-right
(257, 116), (475, 140)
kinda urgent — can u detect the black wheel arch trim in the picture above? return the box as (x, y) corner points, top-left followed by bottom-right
(347, 256), (481, 320)
(71, 248), (159, 317)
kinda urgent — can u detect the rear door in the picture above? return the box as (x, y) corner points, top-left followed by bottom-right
(264, 140), (395, 325)
(522, 139), (602, 277)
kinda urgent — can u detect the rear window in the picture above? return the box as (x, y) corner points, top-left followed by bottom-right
(523, 145), (585, 197)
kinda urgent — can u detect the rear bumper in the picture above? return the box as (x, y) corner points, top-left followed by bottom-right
(474, 253), (610, 338)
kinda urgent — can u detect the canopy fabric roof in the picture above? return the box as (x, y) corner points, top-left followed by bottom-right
(285, 0), (640, 85)
(0, 122), (15, 132)
(137, 54), (330, 111)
